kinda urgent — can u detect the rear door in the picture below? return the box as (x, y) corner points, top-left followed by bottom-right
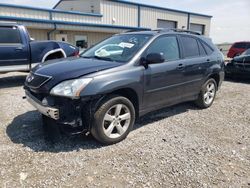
(0, 26), (29, 72)
(179, 35), (209, 98)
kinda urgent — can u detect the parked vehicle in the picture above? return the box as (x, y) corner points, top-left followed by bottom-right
(227, 41), (250, 58)
(24, 29), (224, 144)
(225, 48), (250, 78)
(0, 23), (79, 73)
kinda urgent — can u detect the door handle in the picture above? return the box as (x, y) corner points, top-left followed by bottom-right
(15, 47), (23, 51)
(177, 63), (184, 70)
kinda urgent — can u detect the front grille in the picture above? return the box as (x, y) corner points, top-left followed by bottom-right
(26, 73), (51, 89)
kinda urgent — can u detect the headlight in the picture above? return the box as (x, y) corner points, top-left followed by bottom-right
(50, 78), (92, 98)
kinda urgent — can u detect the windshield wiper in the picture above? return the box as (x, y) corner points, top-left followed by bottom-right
(82, 56), (113, 62)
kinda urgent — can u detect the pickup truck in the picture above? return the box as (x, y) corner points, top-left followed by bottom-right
(0, 23), (79, 73)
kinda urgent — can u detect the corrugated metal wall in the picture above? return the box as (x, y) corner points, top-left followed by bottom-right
(140, 7), (188, 29)
(56, 0), (101, 14)
(0, 6), (49, 19)
(0, 1), (212, 47)
(27, 28), (113, 46)
(52, 13), (101, 24)
(28, 29), (48, 41)
(100, 0), (138, 27)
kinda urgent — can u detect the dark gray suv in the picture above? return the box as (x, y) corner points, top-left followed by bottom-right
(24, 29), (225, 144)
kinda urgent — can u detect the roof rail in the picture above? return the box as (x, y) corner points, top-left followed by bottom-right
(153, 28), (202, 35)
(125, 28), (151, 33)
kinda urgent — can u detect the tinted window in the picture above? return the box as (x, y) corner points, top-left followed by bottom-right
(147, 36), (180, 61)
(197, 40), (207, 56)
(233, 43), (247, 49)
(202, 41), (214, 55)
(0, 26), (21, 44)
(181, 36), (199, 58)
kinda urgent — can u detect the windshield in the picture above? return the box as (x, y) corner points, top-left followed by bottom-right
(241, 48), (250, 56)
(81, 34), (152, 62)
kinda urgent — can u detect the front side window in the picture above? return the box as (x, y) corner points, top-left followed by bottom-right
(181, 36), (199, 58)
(146, 36), (180, 61)
(81, 34), (152, 63)
(0, 26), (21, 44)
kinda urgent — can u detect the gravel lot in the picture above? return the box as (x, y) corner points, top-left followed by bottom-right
(0, 72), (249, 188)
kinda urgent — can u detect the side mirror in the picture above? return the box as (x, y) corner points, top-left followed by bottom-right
(146, 53), (165, 64)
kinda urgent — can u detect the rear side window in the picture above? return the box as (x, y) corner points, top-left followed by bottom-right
(0, 26), (21, 44)
(181, 36), (199, 58)
(233, 43), (247, 49)
(147, 36), (180, 61)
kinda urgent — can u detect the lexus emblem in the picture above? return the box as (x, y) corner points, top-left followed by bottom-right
(27, 75), (34, 83)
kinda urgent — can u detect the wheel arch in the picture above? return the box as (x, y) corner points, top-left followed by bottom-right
(93, 88), (140, 121)
(208, 73), (220, 90)
(42, 48), (67, 62)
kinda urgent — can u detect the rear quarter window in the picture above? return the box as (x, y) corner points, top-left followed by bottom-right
(201, 41), (214, 55)
(0, 26), (21, 44)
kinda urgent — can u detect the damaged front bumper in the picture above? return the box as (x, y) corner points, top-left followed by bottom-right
(24, 89), (100, 133)
(26, 90), (59, 120)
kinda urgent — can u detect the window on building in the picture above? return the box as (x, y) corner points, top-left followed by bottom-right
(0, 26), (21, 44)
(75, 35), (88, 50)
(157, 19), (177, 29)
(190, 23), (205, 35)
(147, 36), (180, 61)
(181, 36), (200, 58)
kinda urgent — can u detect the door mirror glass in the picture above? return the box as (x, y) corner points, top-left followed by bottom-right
(146, 53), (165, 64)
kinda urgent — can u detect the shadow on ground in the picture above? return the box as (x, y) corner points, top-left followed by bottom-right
(0, 74), (27, 89)
(6, 102), (197, 153)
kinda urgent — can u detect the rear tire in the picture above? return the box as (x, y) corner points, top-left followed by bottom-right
(91, 95), (135, 145)
(195, 78), (217, 109)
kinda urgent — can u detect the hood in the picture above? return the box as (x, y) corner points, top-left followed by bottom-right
(33, 57), (121, 78)
(27, 57), (122, 92)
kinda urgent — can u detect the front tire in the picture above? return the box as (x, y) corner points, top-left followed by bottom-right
(195, 78), (217, 109)
(91, 95), (135, 145)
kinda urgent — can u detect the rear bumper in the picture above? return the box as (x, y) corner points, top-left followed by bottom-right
(25, 90), (59, 120)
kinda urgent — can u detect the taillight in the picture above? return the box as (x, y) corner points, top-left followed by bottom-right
(74, 50), (80, 57)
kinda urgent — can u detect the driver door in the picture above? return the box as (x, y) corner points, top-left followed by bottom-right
(142, 35), (186, 110)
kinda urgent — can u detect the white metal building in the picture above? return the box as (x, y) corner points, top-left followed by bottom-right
(0, 0), (212, 49)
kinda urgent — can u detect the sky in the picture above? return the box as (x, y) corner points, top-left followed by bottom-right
(1, 0), (249, 44)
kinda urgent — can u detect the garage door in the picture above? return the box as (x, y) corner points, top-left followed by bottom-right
(157, 19), (177, 29)
(190, 23), (205, 34)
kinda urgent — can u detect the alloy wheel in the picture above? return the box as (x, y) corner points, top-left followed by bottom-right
(102, 104), (131, 139)
(204, 82), (216, 105)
